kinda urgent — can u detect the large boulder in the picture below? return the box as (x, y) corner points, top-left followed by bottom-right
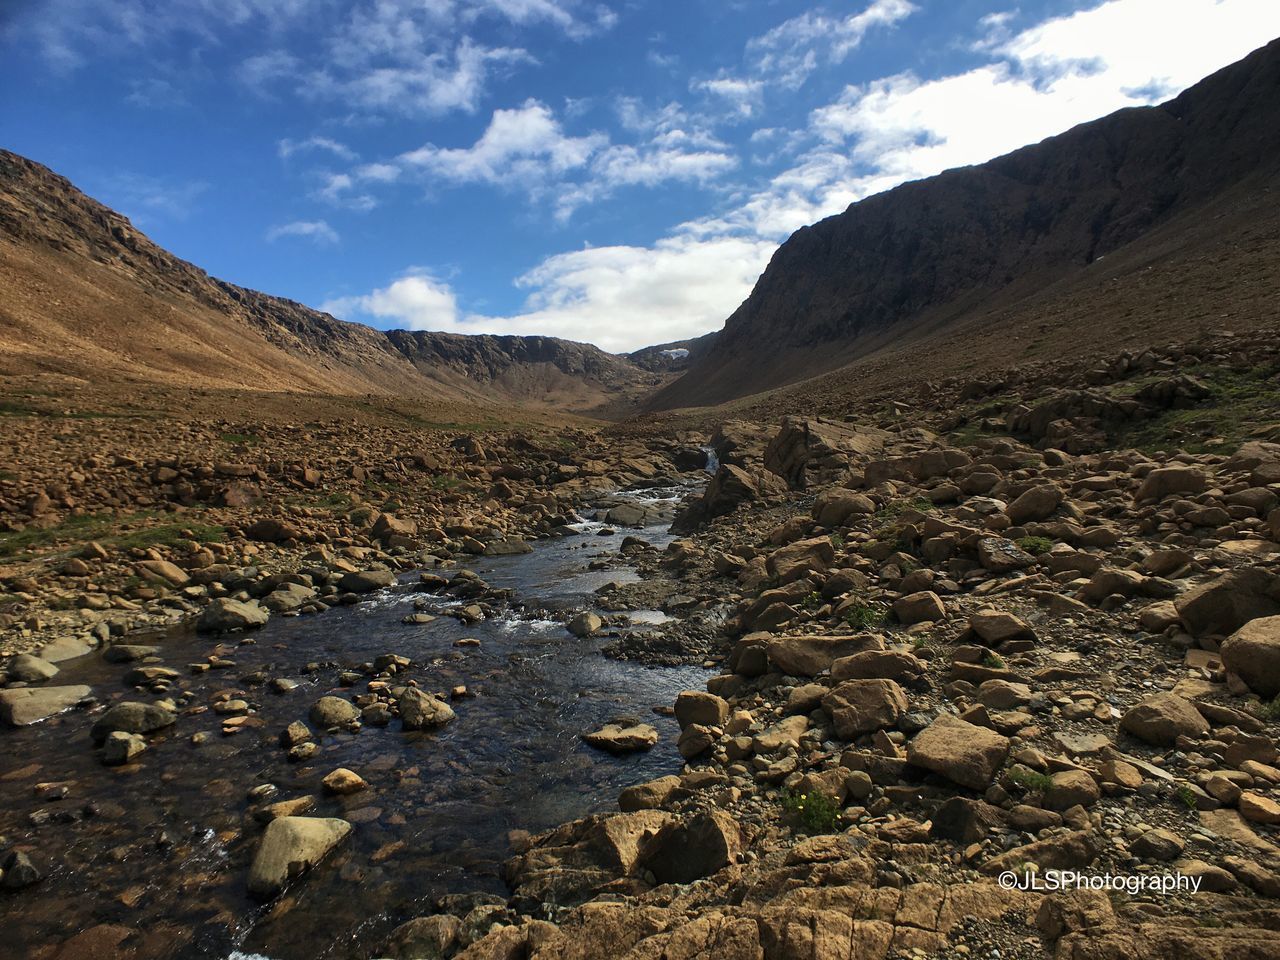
(5, 654), (59, 683)
(821, 679), (909, 739)
(399, 688), (456, 730)
(907, 714), (1009, 790)
(1136, 466), (1209, 502)
(812, 488), (876, 527)
(1174, 568), (1280, 637)
(766, 634), (883, 677)
(1006, 485), (1063, 524)
(1119, 693), (1208, 746)
(671, 464), (785, 532)
(197, 598), (270, 633)
(247, 816), (352, 898)
(0, 685), (91, 727)
(1221, 615), (1280, 698)
(635, 810), (740, 885)
(339, 569), (398, 593)
(674, 691), (729, 729)
(245, 518), (302, 543)
(89, 701), (176, 743)
(892, 591), (946, 624)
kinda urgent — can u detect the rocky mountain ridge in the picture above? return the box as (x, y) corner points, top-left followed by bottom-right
(649, 36), (1280, 410)
(0, 148), (660, 413)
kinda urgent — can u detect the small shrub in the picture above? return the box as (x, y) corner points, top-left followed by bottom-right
(1251, 695), (1280, 721)
(829, 532), (845, 551)
(843, 600), (887, 631)
(781, 790), (841, 833)
(982, 651), (1006, 669)
(1016, 535), (1054, 555)
(1007, 767), (1053, 793)
(1175, 784), (1199, 810)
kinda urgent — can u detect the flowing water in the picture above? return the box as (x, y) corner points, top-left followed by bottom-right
(0, 487), (710, 959)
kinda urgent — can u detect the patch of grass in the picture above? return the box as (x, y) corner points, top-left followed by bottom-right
(874, 496), (934, 524)
(1175, 784), (1199, 811)
(1110, 363), (1280, 454)
(828, 532), (845, 551)
(843, 600), (888, 631)
(1007, 767), (1054, 793)
(1016, 535), (1054, 555)
(982, 652), (1007, 669)
(219, 431), (259, 445)
(0, 512), (223, 559)
(429, 475), (464, 491)
(1251, 695), (1280, 721)
(781, 789), (842, 833)
(802, 591), (824, 611)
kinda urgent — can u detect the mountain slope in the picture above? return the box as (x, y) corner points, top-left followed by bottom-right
(649, 37), (1280, 410)
(0, 149), (659, 413)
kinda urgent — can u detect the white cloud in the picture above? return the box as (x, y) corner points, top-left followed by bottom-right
(399, 99), (606, 186)
(316, 173), (378, 212)
(747, 0), (918, 88)
(278, 136), (357, 162)
(693, 76), (764, 119)
(323, 270), (460, 331)
(324, 236), (774, 352)
(266, 219), (340, 244)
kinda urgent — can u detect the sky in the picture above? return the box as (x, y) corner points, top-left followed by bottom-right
(2, 1), (1278, 353)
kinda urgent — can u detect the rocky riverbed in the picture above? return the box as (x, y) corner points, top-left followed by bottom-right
(5, 331), (1280, 960)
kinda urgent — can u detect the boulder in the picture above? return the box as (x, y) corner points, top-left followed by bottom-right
(812, 489), (876, 527)
(766, 634), (882, 677)
(135, 559), (190, 587)
(636, 810), (740, 884)
(89, 701), (176, 743)
(245, 518), (302, 543)
(582, 723), (658, 754)
(310, 695), (360, 728)
(892, 591), (945, 624)
(567, 612), (603, 637)
(1044, 770), (1100, 810)
(399, 688), (456, 730)
(674, 691), (729, 729)
(247, 816), (352, 898)
(1174, 568), (1280, 637)
(969, 609), (1036, 645)
(339, 569), (397, 593)
(6, 654), (59, 683)
(1006, 485), (1063, 524)
(1220, 615), (1280, 698)
(1136, 466), (1208, 501)
(830, 649), (925, 684)
(1120, 693), (1208, 746)
(907, 714), (1010, 790)
(322, 768), (367, 795)
(618, 776), (681, 812)
(821, 679), (909, 739)
(102, 731), (146, 765)
(0, 685), (91, 727)
(197, 598), (270, 633)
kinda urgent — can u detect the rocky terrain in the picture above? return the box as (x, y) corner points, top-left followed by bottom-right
(4, 323), (1280, 959)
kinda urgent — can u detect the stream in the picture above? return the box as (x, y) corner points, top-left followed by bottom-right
(0, 484), (711, 959)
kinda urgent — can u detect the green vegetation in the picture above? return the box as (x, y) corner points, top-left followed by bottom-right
(1109, 363), (1280, 454)
(1016, 535), (1054, 555)
(1007, 767), (1054, 793)
(1251, 695), (1280, 722)
(0, 512), (223, 560)
(1175, 784), (1199, 811)
(219, 431), (260, 445)
(828, 532), (845, 551)
(842, 600), (888, 631)
(802, 591), (824, 611)
(874, 496), (934, 524)
(781, 789), (842, 833)
(982, 651), (1007, 669)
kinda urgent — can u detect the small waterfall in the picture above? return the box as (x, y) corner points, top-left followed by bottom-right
(701, 444), (719, 474)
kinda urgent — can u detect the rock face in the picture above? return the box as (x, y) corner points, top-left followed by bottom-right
(247, 816), (352, 898)
(1174, 568), (1280, 637)
(1220, 615), (1280, 697)
(907, 715), (1010, 790)
(0, 685), (91, 727)
(648, 38), (1280, 409)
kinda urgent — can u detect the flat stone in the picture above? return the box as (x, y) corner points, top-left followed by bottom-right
(0, 685), (92, 727)
(247, 816), (352, 898)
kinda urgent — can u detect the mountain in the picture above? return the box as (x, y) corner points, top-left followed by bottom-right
(0, 149), (661, 414)
(649, 37), (1280, 411)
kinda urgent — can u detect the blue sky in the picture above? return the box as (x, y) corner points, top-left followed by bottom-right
(3, 0), (1278, 352)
